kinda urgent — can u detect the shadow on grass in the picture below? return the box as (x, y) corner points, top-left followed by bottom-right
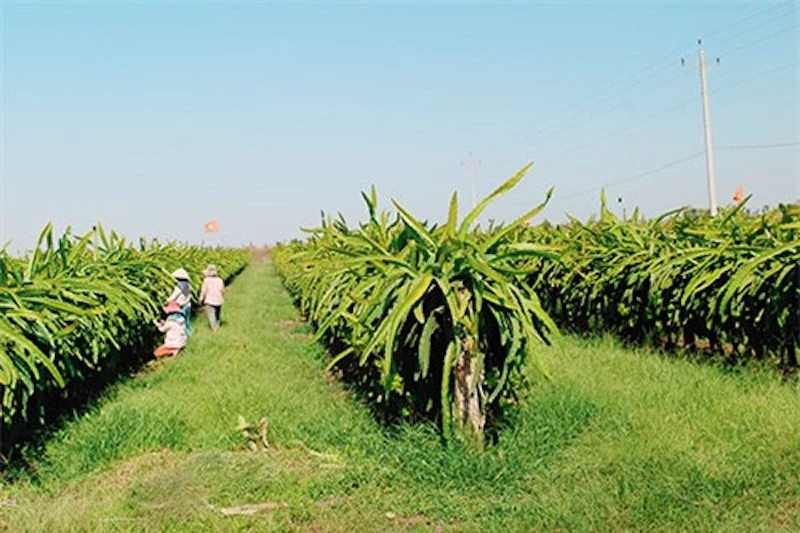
(1, 326), (161, 474)
(31, 402), (189, 485)
(1, 269), (248, 481)
(568, 330), (799, 381)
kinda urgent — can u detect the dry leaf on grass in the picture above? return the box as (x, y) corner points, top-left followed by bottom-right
(220, 501), (288, 516)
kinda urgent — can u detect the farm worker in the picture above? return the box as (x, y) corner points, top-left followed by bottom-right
(199, 264), (225, 331)
(153, 301), (188, 358)
(167, 267), (193, 336)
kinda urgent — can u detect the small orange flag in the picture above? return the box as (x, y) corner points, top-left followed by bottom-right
(204, 220), (219, 233)
(732, 185), (744, 205)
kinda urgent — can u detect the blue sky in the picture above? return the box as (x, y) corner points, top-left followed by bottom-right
(2, 1), (798, 250)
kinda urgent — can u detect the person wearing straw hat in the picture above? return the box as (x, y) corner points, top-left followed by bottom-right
(167, 267), (193, 336)
(199, 264), (225, 331)
(153, 301), (188, 358)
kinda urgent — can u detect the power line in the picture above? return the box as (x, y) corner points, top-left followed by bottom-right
(550, 60), (797, 205)
(539, 56), (796, 163)
(542, 60), (797, 160)
(717, 141), (800, 150)
(552, 141), (796, 204)
(536, 60), (796, 164)
(520, 40), (696, 144)
(718, 22), (800, 57)
(547, 140), (796, 206)
(522, 63), (682, 145)
(523, 33), (789, 151)
(713, 60), (799, 94)
(548, 96), (699, 159)
(522, 3), (799, 147)
(704, 1), (796, 40)
(712, 4), (797, 48)
(558, 152), (705, 201)
(517, 5), (797, 209)
(558, 8), (797, 141)
(536, 57), (800, 164)
(542, 51), (680, 116)
(544, 57), (797, 204)
(528, 72), (687, 146)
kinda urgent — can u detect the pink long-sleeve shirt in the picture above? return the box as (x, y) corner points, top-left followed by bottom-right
(199, 276), (225, 306)
(158, 315), (187, 348)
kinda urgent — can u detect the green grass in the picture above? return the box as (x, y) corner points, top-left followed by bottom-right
(1, 260), (798, 532)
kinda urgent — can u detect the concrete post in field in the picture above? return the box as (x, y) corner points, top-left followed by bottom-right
(697, 40), (719, 215)
(683, 40), (720, 216)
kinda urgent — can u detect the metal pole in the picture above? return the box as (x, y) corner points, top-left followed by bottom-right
(698, 42), (718, 215)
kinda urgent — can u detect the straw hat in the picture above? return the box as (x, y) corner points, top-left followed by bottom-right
(203, 264), (218, 276)
(171, 267), (189, 280)
(163, 301), (182, 314)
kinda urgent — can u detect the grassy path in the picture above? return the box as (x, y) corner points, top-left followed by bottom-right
(1, 261), (798, 531)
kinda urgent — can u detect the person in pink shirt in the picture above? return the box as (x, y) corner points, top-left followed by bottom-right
(153, 301), (188, 357)
(199, 264), (225, 331)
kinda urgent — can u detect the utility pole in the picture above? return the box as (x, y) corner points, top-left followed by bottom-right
(461, 151), (481, 208)
(685, 40), (719, 215)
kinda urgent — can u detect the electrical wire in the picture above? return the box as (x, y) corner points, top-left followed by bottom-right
(548, 60), (798, 159)
(557, 152), (705, 200)
(704, 1), (796, 39)
(537, 60), (795, 161)
(522, 61), (683, 145)
(542, 140), (796, 205)
(718, 23), (800, 57)
(713, 60), (799, 94)
(537, 64), (795, 172)
(521, 3), (798, 146)
(717, 141), (799, 150)
(509, 4), (797, 207)
(711, 4), (797, 48)
(550, 96), (700, 159)
(532, 47), (796, 200)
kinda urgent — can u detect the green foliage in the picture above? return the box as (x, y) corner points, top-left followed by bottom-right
(274, 165), (558, 438)
(1, 264), (797, 532)
(278, 168), (797, 443)
(0, 224), (250, 434)
(520, 200), (799, 368)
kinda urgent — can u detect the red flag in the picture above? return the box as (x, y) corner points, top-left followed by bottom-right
(732, 185), (744, 205)
(204, 220), (219, 233)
